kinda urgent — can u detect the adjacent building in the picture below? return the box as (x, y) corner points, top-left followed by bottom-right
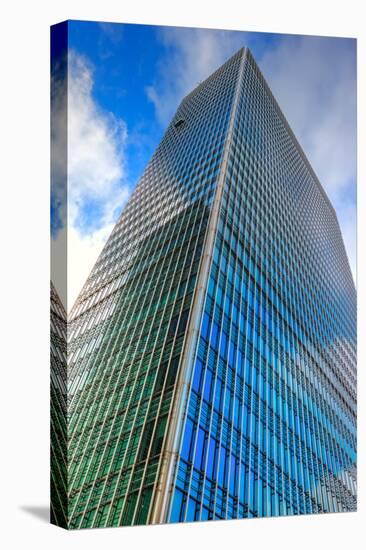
(50, 282), (68, 527)
(54, 47), (356, 528)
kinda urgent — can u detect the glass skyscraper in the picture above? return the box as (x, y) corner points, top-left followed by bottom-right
(52, 47), (356, 528)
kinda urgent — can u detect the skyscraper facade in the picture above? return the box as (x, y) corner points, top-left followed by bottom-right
(55, 47), (356, 529)
(50, 282), (67, 527)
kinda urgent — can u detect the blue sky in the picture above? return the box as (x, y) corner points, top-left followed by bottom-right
(51, 20), (357, 309)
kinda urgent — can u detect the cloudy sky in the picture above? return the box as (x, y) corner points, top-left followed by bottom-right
(51, 21), (357, 311)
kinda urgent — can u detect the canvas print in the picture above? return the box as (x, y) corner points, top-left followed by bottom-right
(50, 20), (357, 529)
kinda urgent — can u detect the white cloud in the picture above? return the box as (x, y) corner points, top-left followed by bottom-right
(67, 50), (129, 232)
(51, 50), (130, 312)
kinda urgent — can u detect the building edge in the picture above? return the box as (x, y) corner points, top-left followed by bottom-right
(50, 20), (69, 529)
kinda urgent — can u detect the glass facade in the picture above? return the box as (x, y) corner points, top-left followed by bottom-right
(50, 282), (68, 527)
(52, 47), (356, 529)
(168, 50), (356, 522)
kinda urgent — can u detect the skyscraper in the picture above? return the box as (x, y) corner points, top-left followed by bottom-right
(52, 47), (356, 528)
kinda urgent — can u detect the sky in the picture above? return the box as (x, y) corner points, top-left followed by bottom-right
(51, 20), (357, 311)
